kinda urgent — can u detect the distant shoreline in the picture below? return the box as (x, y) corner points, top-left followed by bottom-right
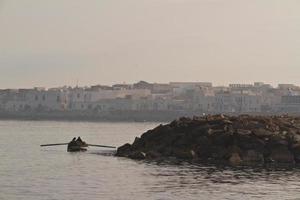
(0, 110), (198, 122)
(0, 110), (298, 123)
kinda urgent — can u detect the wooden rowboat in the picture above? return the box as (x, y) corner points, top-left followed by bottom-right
(40, 138), (116, 152)
(67, 141), (88, 152)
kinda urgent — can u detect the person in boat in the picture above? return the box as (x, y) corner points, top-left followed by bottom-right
(69, 137), (77, 146)
(76, 137), (82, 143)
(76, 137), (87, 147)
(68, 137), (87, 152)
(67, 137), (78, 151)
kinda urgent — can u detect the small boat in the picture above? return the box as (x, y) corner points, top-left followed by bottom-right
(67, 143), (88, 152)
(40, 137), (116, 152)
(67, 137), (88, 152)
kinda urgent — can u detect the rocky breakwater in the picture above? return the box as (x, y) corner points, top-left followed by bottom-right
(116, 115), (300, 165)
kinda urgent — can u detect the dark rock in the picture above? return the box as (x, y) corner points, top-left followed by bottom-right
(291, 144), (300, 162)
(210, 132), (233, 146)
(116, 115), (300, 166)
(116, 143), (132, 157)
(172, 149), (194, 160)
(128, 151), (146, 160)
(242, 150), (264, 164)
(145, 151), (161, 159)
(131, 137), (145, 150)
(253, 128), (273, 138)
(235, 135), (265, 151)
(268, 135), (289, 146)
(268, 146), (295, 163)
(236, 129), (252, 136)
(229, 153), (242, 166)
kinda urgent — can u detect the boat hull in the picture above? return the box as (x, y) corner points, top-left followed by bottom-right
(67, 143), (87, 152)
(67, 147), (87, 152)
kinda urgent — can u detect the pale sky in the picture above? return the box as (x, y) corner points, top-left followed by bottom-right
(0, 0), (299, 88)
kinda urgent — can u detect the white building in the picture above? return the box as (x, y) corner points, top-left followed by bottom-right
(276, 95), (300, 113)
(1, 89), (68, 111)
(214, 91), (262, 113)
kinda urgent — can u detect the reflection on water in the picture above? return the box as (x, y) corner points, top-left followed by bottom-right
(0, 120), (300, 200)
(140, 161), (300, 200)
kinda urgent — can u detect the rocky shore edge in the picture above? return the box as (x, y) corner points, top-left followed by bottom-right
(116, 115), (300, 166)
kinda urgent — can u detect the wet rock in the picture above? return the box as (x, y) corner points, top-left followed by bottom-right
(115, 143), (132, 157)
(235, 135), (265, 151)
(131, 137), (145, 150)
(116, 115), (300, 166)
(291, 144), (300, 162)
(171, 150), (192, 160)
(128, 151), (146, 160)
(229, 153), (242, 166)
(253, 128), (273, 138)
(236, 129), (252, 136)
(145, 151), (161, 159)
(291, 132), (300, 143)
(268, 136), (289, 146)
(268, 146), (295, 164)
(242, 150), (264, 164)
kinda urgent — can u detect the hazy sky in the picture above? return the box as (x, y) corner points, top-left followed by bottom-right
(0, 0), (299, 88)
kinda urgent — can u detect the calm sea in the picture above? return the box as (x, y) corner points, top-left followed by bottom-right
(0, 120), (300, 200)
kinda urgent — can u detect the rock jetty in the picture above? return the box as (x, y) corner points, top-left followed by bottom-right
(116, 115), (300, 165)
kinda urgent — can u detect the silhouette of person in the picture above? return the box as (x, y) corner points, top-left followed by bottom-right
(76, 137), (83, 143)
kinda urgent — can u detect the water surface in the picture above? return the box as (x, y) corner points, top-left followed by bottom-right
(0, 120), (300, 200)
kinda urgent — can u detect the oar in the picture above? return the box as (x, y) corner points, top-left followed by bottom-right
(40, 143), (69, 147)
(40, 143), (116, 149)
(87, 144), (116, 149)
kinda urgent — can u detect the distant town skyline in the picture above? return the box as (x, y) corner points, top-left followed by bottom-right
(0, 0), (299, 88)
(1, 79), (300, 115)
(0, 80), (299, 90)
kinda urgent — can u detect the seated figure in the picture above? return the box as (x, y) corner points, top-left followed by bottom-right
(67, 137), (87, 152)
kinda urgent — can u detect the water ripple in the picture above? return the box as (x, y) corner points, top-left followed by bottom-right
(1, 121), (300, 200)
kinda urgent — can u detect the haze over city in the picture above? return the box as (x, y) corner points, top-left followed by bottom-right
(0, 0), (299, 88)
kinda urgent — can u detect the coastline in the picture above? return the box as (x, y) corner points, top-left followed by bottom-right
(0, 110), (196, 122)
(0, 110), (298, 122)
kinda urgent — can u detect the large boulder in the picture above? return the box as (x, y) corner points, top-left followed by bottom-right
(229, 153), (242, 166)
(128, 151), (146, 160)
(242, 150), (264, 164)
(268, 146), (295, 163)
(115, 143), (132, 157)
(116, 115), (300, 166)
(291, 144), (300, 162)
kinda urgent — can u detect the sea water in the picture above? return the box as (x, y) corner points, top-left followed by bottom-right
(0, 120), (300, 200)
